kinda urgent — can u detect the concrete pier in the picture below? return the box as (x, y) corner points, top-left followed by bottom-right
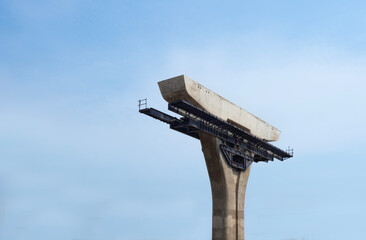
(155, 75), (285, 240)
(200, 132), (251, 240)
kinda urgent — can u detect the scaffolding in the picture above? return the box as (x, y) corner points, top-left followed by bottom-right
(139, 99), (293, 171)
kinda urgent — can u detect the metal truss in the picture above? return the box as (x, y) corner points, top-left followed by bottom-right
(139, 99), (293, 171)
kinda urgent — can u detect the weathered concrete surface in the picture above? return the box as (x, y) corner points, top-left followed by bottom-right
(200, 132), (251, 240)
(158, 75), (280, 141)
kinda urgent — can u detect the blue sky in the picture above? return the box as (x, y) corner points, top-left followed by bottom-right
(1, 1), (366, 239)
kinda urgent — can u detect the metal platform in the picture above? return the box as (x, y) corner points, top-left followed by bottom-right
(139, 99), (293, 171)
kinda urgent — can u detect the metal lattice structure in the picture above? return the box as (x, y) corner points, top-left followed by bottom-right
(139, 99), (293, 171)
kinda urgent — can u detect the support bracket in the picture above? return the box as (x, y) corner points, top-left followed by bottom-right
(220, 144), (253, 171)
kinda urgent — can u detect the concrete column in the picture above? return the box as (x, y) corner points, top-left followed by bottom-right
(200, 132), (251, 240)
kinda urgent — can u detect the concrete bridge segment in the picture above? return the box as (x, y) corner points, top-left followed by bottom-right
(158, 75), (280, 142)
